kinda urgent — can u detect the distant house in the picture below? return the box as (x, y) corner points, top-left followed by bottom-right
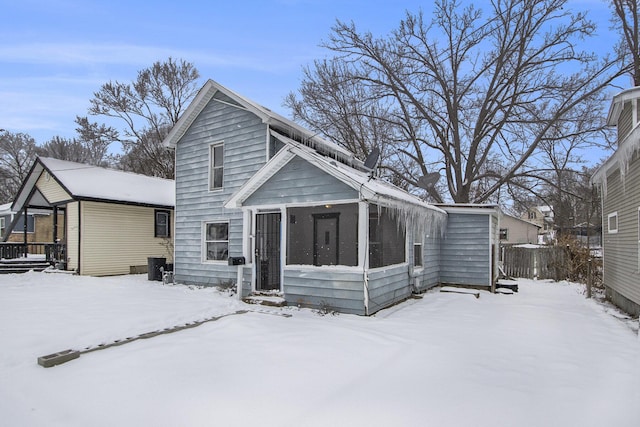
(521, 205), (555, 243)
(591, 86), (640, 316)
(499, 214), (540, 245)
(1, 203), (65, 256)
(1, 203), (38, 242)
(7, 157), (174, 276)
(163, 79), (500, 315)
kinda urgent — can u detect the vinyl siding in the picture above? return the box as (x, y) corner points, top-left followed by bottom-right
(66, 202), (80, 272)
(243, 156), (358, 206)
(414, 233), (441, 291)
(618, 100), (633, 143)
(602, 155), (640, 312)
(283, 268), (365, 315)
(174, 91), (266, 286)
(79, 201), (172, 276)
(367, 264), (412, 314)
(440, 213), (491, 287)
(36, 170), (72, 203)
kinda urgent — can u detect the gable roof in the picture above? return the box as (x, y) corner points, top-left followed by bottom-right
(225, 131), (447, 220)
(11, 157), (175, 212)
(162, 79), (365, 171)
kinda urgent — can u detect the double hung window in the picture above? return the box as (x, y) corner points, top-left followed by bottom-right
(205, 222), (229, 261)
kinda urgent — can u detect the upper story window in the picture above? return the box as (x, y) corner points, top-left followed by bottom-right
(209, 142), (224, 191)
(528, 211), (536, 220)
(608, 212), (618, 234)
(0, 217), (5, 236)
(154, 210), (170, 238)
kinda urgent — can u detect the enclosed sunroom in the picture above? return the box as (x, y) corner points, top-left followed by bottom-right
(225, 135), (447, 315)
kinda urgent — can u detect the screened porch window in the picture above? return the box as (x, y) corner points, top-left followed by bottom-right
(204, 222), (229, 261)
(287, 203), (358, 266)
(209, 143), (224, 190)
(369, 206), (406, 268)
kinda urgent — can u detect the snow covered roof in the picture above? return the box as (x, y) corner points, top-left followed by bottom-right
(225, 131), (447, 232)
(434, 203), (501, 217)
(162, 79), (365, 171)
(592, 88), (640, 194)
(606, 86), (640, 126)
(12, 157), (174, 212)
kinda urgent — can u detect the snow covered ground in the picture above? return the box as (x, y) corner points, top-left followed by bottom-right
(0, 271), (638, 427)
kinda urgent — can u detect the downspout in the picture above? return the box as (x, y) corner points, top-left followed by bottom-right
(359, 201), (370, 315)
(77, 202), (81, 274)
(53, 205), (58, 263)
(23, 206), (28, 258)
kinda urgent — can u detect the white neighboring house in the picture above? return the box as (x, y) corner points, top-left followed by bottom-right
(8, 157), (175, 276)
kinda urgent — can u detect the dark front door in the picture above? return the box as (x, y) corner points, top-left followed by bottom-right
(314, 213), (339, 266)
(255, 212), (281, 291)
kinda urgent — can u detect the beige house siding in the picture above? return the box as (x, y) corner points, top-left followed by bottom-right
(602, 154), (640, 311)
(79, 201), (172, 276)
(66, 202), (80, 272)
(500, 215), (539, 245)
(36, 171), (72, 203)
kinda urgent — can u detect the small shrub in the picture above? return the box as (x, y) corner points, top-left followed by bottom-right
(313, 300), (339, 316)
(216, 279), (237, 295)
(557, 235), (602, 288)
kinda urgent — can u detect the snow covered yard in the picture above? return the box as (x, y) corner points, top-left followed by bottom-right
(0, 272), (638, 427)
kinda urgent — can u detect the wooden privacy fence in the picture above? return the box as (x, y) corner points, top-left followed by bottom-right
(501, 246), (567, 280)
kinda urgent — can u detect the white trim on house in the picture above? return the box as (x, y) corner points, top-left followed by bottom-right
(226, 132), (447, 221)
(163, 79), (363, 170)
(224, 148), (296, 208)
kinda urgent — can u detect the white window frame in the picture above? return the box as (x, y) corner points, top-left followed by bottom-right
(0, 217), (5, 236)
(499, 228), (508, 241)
(608, 212), (619, 234)
(413, 228), (423, 268)
(208, 142), (224, 191)
(203, 221), (229, 263)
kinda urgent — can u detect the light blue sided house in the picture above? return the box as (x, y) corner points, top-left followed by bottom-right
(163, 80), (500, 315)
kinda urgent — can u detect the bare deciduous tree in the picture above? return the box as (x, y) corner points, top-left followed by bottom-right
(0, 131), (38, 203)
(84, 57), (201, 178)
(287, 0), (624, 203)
(37, 117), (118, 167)
(611, 0), (640, 85)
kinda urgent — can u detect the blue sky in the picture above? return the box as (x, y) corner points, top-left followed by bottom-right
(0, 0), (621, 165)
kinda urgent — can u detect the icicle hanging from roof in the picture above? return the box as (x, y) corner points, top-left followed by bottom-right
(369, 196), (448, 239)
(592, 122), (640, 201)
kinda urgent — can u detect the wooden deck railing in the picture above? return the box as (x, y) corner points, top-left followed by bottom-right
(0, 242), (66, 263)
